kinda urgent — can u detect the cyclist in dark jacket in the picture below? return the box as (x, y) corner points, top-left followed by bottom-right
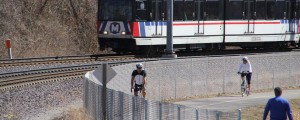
(131, 63), (147, 97)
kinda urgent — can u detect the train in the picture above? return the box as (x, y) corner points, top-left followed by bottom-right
(97, 0), (300, 54)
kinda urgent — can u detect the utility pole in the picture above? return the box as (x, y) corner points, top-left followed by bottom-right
(163, 0), (177, 58)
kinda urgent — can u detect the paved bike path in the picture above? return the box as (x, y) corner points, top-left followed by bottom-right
(174, 89), (300, 112)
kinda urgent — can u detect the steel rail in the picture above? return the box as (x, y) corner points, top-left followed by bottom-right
(0, 55), (137, 67)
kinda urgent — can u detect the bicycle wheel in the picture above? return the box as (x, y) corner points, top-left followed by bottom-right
(246, 87), (249, 96)
(241, 80), (245, 97)
(241, 86), (245, 97)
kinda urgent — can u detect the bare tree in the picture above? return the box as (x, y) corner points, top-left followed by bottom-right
(0, 0), (100, 58)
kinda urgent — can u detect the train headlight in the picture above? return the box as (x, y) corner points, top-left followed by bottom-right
(121, 31), (126, 35)
(103, 31), (108, 35)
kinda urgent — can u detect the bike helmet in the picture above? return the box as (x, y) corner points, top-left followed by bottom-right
(242, 56), (248, 61)
(136, 63), (143, 68)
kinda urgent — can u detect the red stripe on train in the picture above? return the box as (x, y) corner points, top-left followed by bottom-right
(96, 21), (101, 33)
(173, 22), (280, 26)
(298, 21), (300, 33)
(132, 22), (140, 37)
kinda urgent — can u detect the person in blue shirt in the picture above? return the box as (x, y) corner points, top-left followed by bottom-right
(263, 87), (293, 120)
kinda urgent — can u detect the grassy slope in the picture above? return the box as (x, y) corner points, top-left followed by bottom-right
(241, 98), (300, 120)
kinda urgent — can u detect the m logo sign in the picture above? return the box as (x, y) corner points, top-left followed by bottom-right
(110, 23), (120, 34)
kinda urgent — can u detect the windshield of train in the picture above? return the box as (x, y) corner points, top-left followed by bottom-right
(100, 0), (132, 21)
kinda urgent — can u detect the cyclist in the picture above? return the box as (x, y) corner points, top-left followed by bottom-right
(237, 56), (252, 95)
(131, 63), (147, 97)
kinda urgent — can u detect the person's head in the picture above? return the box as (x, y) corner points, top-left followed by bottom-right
(136, 63), (143, 72)
(242, 56), (249, 64)
(274, 87), (282, 97)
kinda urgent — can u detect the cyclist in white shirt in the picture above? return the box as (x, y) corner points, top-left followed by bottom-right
(131, 63), (147, 97)
(237, 56), (253, 94)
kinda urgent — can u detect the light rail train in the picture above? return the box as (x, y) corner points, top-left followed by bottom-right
(97, 0), (300, 54)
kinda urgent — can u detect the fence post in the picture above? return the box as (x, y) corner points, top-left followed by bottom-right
(195, 109), (199, 120)
(206, 109), (209, 120)
(159, 103), (162, 120)
(92, 83), (97, 119)
(237, 109), (241, 120)
(177, 105), (181, 120)
(289, 52), (291, 85)
(144, 100), (148, 120)
(223, 58), (226, 94)
(272, 55), (275, 89)
(175, 63), (177, 99)
(216, 111), (220, 120)
(119, 92), (124, 120)
(83, 79), (89, 115)
(132, 96), (136, 120)
(102, 64), (108, 120)
(109, 90), (114, 120)
(95, 84), (99, 120)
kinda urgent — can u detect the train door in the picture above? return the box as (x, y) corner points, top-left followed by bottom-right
(288, 0), (296, 33)
(195, 0), (205, 35)
(244, 0), (255, 33)
(297, 0), (300, 34)
(151, 0), (164, 36)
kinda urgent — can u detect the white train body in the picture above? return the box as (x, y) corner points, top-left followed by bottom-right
(132, 20), (299, 45)
(97, 0), (300, 53)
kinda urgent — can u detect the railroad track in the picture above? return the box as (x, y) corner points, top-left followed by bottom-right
(1, 49), (298, 67)
(0, 54), (137, 67)
(0, 65), (98, 91)
(0, 59), (156, 91)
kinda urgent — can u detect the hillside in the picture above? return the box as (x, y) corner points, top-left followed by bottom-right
(0, 0), (102, 58)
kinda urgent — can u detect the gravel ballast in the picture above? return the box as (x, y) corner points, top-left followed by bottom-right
(0, 78), (83, 120)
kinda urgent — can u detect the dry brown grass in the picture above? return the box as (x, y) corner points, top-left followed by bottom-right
(241, 98), (300, 120)
(0, 0), (102, 58)
(59, 99), (300, 120)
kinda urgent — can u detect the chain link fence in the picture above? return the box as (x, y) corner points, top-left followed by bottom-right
(84, 51), (300, 119)
(84, 71), (241, 120)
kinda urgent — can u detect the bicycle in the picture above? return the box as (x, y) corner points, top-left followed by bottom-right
(131, 84), (144, 96)
(239, 72), (250, 97)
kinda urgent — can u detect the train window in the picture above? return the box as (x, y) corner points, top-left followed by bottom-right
(290, 0), (297, 19)
(151, 0), (163, 21)
(135, 0), (148, 21)
(206, 0), (222, 20)
(297, 1), (300, 19)
(229, 0), (243, 19)
(275, 0), (285, 19)
(174, 0), (185, 21)
(266, 0), (275, 19)
(185, 0), (194, 21)
(297, 0), (300, 19)
(255, 0), (266, 19)
(244, 0), (254, 20)
(100, 0), (133, 21)
(285, 1), (291, 19)
(163, 0), (167, 20)
(195, 0), (204, 21)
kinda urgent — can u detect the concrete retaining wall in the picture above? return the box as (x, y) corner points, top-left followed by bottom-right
(108, 52), (300, 100)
